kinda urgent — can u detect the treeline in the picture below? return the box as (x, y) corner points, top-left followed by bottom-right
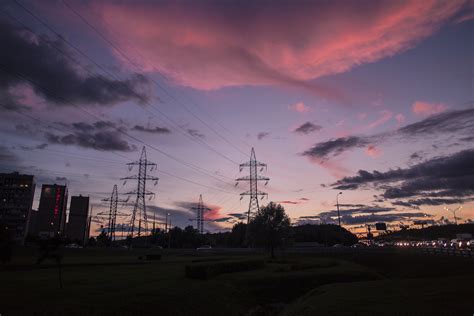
(107, 222), (357, 248)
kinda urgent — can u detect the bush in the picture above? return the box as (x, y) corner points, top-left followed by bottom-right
(185, 259), (265, 279)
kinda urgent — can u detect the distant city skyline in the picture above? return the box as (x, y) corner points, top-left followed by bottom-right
(0, 0), (473, 235)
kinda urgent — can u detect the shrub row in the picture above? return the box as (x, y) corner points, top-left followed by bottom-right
(185, 259), (265, 279)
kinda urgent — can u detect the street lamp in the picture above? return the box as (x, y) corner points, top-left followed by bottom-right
(444, 206), (462, 225)
(165, 212), (170, 233)
(336, 192), (343, 227)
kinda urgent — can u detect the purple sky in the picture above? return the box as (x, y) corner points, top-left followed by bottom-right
(0, 0), (473, 235)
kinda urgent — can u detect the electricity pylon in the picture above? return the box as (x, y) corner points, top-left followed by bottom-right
(191, 194), (211, 234)
(121, 146), (159, 239)
(236, 147), (269, 224)
(102, 184), (129, 242)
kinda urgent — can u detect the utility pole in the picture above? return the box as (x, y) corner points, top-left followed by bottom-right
(336, 192), (342, 227)
(191, 194), (211, 234)
(165, 212), (169, 233)
(152, 212), (156, 234)
(236, 148), (269, 224)
(168, 218), (172, 248)
(121, 146), (159, 240)
(84, 205), (92, 246)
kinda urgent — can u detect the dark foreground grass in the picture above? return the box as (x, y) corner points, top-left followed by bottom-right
(1, 247), (473, 315)
(282, 274), (474, 316)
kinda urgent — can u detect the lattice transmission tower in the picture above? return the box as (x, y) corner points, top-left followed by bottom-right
(236, 147), (269, 223)
(102, 184), (129, 242)
(121, 146), (159, 238)
(191, 194), (211, 234)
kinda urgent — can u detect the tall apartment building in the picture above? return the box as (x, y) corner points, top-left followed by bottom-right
(67, 195), (89, 245)
(0, 172), (35, 244)
(37, 184), (68, 238)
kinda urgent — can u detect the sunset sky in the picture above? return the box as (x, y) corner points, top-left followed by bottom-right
(0, 0), (473, 235)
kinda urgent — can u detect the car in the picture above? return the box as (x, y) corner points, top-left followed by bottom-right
(350, 243), (366, 248)
(196, 245), (212, 251)
(65, 243), (82, 249)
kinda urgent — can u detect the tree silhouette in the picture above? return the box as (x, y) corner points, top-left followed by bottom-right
(248, 202), (290, 258)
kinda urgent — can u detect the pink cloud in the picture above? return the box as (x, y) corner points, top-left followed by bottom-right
(365, 145), (383, 158)
(203, 205), (223, 220)
(395, 113), (406, 125)
(308, 156), (350, 178)
(9, 84), (46, 110)
(412, 101), (448, 116)
(358, 113), (368, 121)
(90, 1), (465, 95)
(288, 102), (311, 113)
(367, 110), (393, 129)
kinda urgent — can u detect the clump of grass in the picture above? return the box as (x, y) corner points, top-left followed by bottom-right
(185, 258), (265, 279)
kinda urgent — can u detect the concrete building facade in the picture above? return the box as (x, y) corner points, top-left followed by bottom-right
(0, 172), (36, 244)
(67, 195), (89, 245)
(37, 184), (68, 238)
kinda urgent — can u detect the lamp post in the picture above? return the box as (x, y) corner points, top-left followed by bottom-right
(444, 206), (462, 225)
(165, 212), (170, 233)
(168, 217), (172, 249)
(336, 192), (342, 227)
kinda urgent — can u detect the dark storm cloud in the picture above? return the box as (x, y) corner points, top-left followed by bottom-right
(302, 136), (371, 159)
(295, 209), (430, 225)
(15, 142), (47, 150)
(398, 108), (474, 136)
(0, 146), (18, 163)
(459, 136), (474, 142)
(228, 213), (247, 220)
(45, 131), (135, 152)
(0, 89), (29, 111)
(340, 212), (431, 225)
(0, 18), (149, 110)
(302, 107), (474, 159)
(293, 122), (322, 135)
(0, 146), (23, 173)
(257, 132), (270, 140)
(132, 125), (171, 134)
(318, 205), (395, 219)
(333, 149), (474, 204)
(187, 129), (205, 139)
(392, 197), (474, 208)
(337, 203), (367, 208)
(278, 200), (301, 205)
(45, 120), (136, 152)
(58, 120), (121, 132)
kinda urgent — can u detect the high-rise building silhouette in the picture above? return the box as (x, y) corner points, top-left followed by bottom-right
(37, 184), (68, 237)
(0, 172), (35, 244)
(67, 195), (89, 245)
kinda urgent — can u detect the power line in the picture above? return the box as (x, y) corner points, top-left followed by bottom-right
(2, 103), (238, 195)
(0, 65), (237, 188)
(61, 0), (249, 158)
(6, 1), (241, 169)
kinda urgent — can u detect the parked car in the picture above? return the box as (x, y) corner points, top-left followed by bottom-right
(65, 243), (82, 249)
(196, 245), (212, 251)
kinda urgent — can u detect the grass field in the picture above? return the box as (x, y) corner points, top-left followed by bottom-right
(1, 247), (473, 315)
